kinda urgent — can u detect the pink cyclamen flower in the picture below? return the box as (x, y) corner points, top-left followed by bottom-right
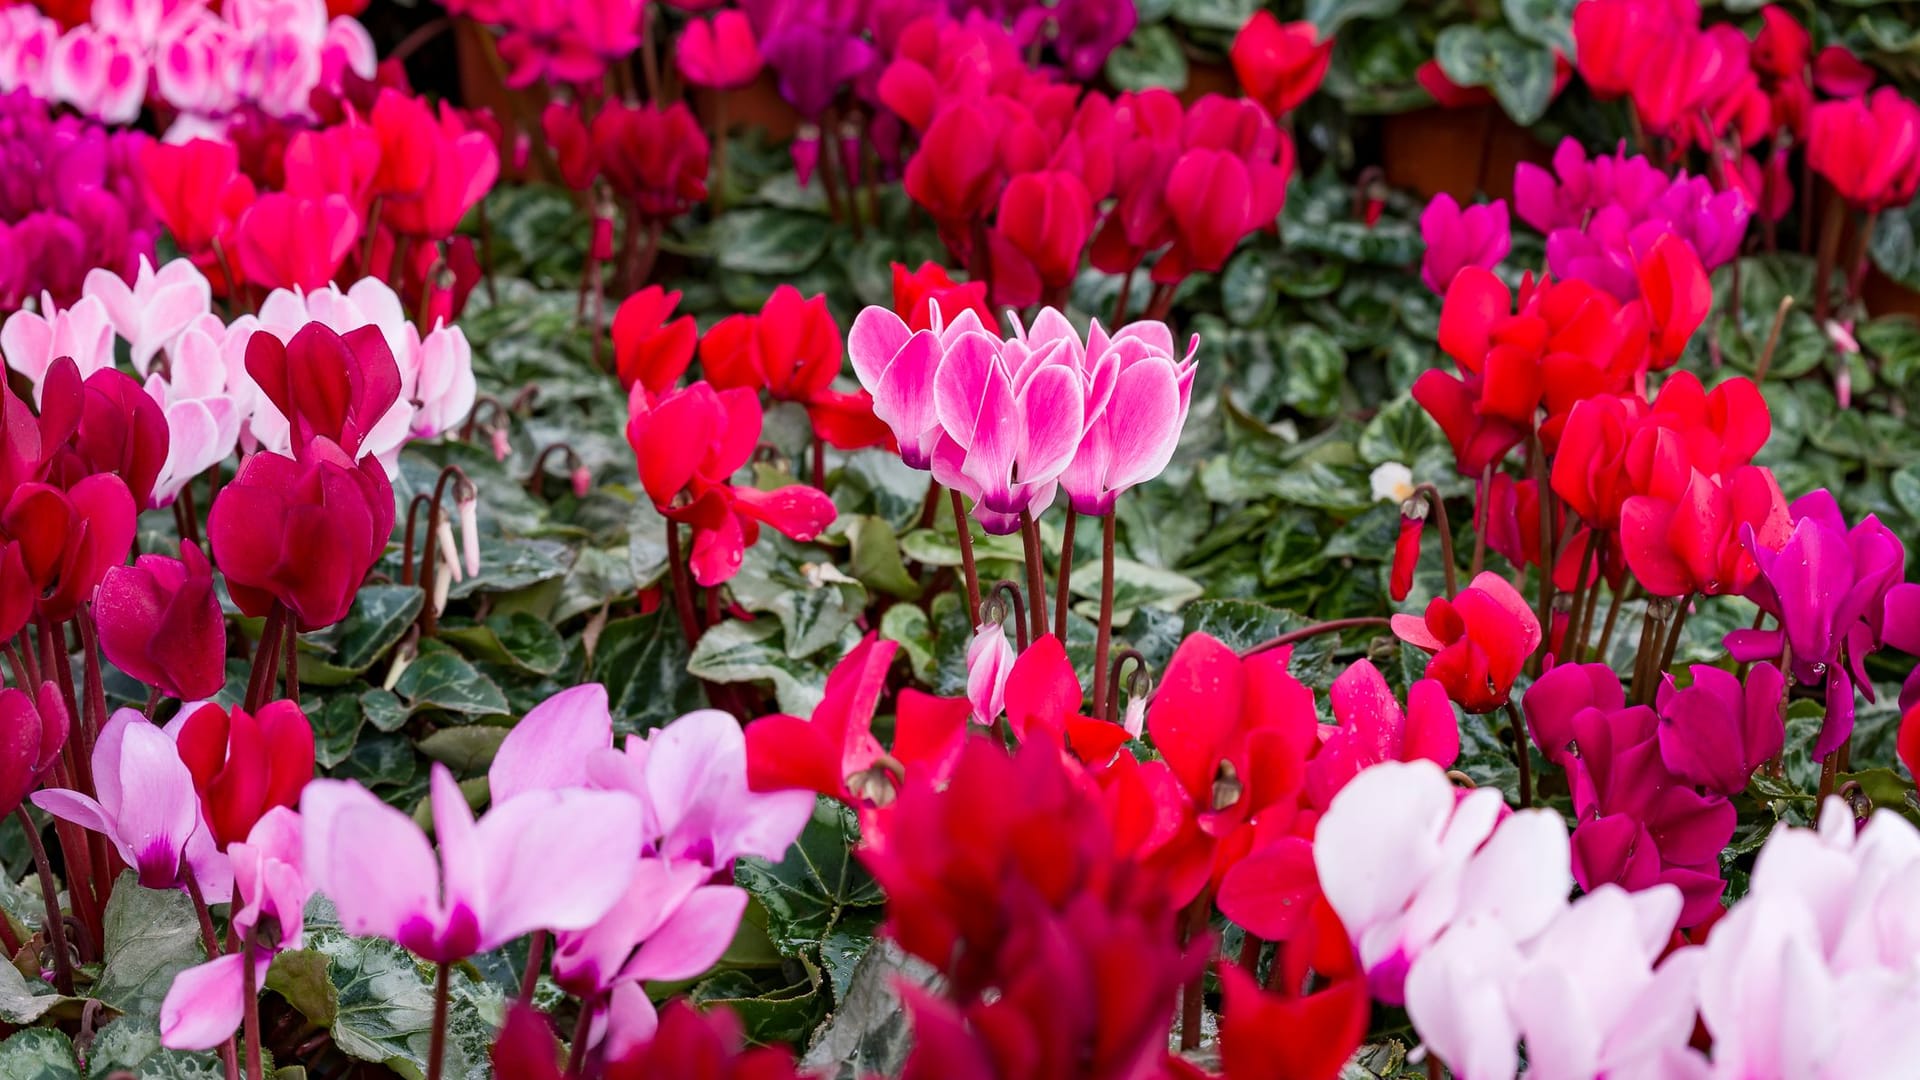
(144, 318), (245, 506)
(83, 256), (211, 377)
(677, 11), (762, 90)
(1047, 312), (1200, 517)
(1, 291), (116, 401)
(48, 25), (148, 124)
(1314, 759), (1569, 1006)
(965, 620), (1015, 726)
(34, 708), (232, 901)
(1304, 660), (1459, 811)
(235, 193), (358, 292)
(160, 807), (309, 1050)
(847, 300), (994, 469)
(930, 314), (1089, 534)
(93, 538), (227, 702)
(300, 763), (643, 964)
(1419, 194), (1510, 294)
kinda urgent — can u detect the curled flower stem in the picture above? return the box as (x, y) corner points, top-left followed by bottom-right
(1019, 512), (1047, 646)
(984, 581), (1028, 653)
(1240, 618), (1391, 658)
(526, 443), (582, 499)
(1092, 513), (1117, 725)
(426, 962), (451, 1080)
(951, 490), (982, 626)
(1503, 702), (1534, 808)
(402, 493), (435, 587)
(1409, 484), (1457, 597)
(1054, 509), (1077, 641)
(16, 807), (72, 995)
(1106, 649), (1148, 726)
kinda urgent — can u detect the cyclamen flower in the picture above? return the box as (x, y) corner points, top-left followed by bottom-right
(1419, 194), (1509, 294)
(1391, 571), (1541, 713)
(846, 300), (993, 470)
(93, 539), (226, 701)
(0, 682), (67, 818)
(172, 701), (315, 850)
(965, 621), (1015, 726)
(302, 764), (643, 964)
(81, 255), (209, 375)
(1656, 663), (1785, 797)
(1, 291), (116, 399)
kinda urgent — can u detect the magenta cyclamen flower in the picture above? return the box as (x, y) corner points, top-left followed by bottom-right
(1727, 489), (1907, 759)
(1513, 138), (1670, 233)
(160, 808), (308, 1050)
(1655, 663), (1786, 797)
(930, 317), (1088, 535)
(1049, 312), (1199, 516)
(300, 764), (643, 964)
(1419, 194), (1510, 294)
(965, 620), (1015, 726)
(34, 709), (231, 901)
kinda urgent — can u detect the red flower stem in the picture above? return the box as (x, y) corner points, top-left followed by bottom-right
(1053, 508), (1076, 642)
(1, 643), (23, 688)
(1656, 592), (1692, 682)
(1469, 464), (1491, 579)
(1410, 484), (1457, 597)
(1240, 617), (1391, 658)
(358, 196), (383, 281)
(637, 4), (660, 103)
(812, 437), (826, 489)
(244, 605), (287, 714)
(425, 962), (452, 1080)
(566, 996), (596, 1076)
(1564, 528), (1600, 663)
(664, 521), (703, 648)
(75, 612), (108, 747)
(1019, 511), (1047, 645)
(1111, 272), (1132, 327)
(1091, 513), (1117, 724)
(711, 94), (731, 214)
(184, 867), (240, 1080)
(1237, 932), (1262, 977)
(16, 806), (73, 994)
(1595, 580), (1634, 661)
(1753, 295), (1794, 385)
(1503, 702), (1533, 809)
(951, 490), (982, 626)
(1177, 895), (1210, 1051)
(242, 937), (264, 1080)
(284, 615), (300, 706)
(703, 586), (721, 631)
(517, 930), (547, 1007)
(1572, 539), (1607, 663)
(1814, 188), (1845, 323)
(1627, 599), (1670, 706)
(401, 493), (433, 586)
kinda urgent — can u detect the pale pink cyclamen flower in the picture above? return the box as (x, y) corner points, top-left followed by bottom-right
(145, 313), (246, 506)
(1682, 797), (1920, 1078)
(48, 25), (148, 125)
(1313, 759), (1568, 1006)
(0, 8), (58, 97)
(84, 256), (211, 376)
(300, 763), (643, 964)
(490, 690), (814, 1051)
(965, 620), (1015, 726)
(34, 709), (232, 902)
(847, 300), (993, 470)
(1419, 194), (1510, 294)
(153, 10), (242, 119)
(1, 292), (116, 402)
(1044, 310), (1199, 517)
(160, 807), (309, 1050)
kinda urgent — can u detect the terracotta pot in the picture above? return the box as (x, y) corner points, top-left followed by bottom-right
(1380, 105), (1550, 203)
(1182, 60), (1238, 106)
(691, 75), (802, 141)
(453, 19), (556, 184)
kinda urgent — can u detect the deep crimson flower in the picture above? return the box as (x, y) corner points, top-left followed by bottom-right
(1230, 13), (1332, 118)
(494, 1000), (803, 1080)
(904, 101), (1002, 236)
(174, 700), (315, 850)
(245, 323), (402, 461)
(612, 286), (697, 394)
(3, 474), (136, 622)
(541, 101), (599, 192)
(892, 261), (993, 333)
(94, 539), (225, 701)
(744, 634), (969, 812)
(1390, 509), (1422, 602)
(0, 682), (68, 818)
(1391, 570), (1542, 713)
(1656, 662), (1785, 797)
(592, 101), (710, 220)
(1808, 87), (1920, 211)
(625, 382), (836, 585)
(139, 138), (255, 256)
(72, 367), (168, 510)
(207, 438), (394, 630)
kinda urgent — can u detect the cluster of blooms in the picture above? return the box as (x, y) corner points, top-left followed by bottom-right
(0, 0), (374, 130)
(886, 10), (1313, 312)
(1324, 758), (1920, 1077)
(0, 89), (155, 310)
(140, 79), (495, 303)
(1, 256), (474, 506)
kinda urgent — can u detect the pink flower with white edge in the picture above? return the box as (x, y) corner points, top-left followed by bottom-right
(847, 300), (994, 470)
(154, 10), (242, 119)
(1052, 312), (1199, 517)
(407, 321), (477, 438)
(929, 310), (1090, 534)
(48, 25), (148, 125)
(1313, 758), (1568, 1005)
(33, 709), (232, 902)
(84, 256), (211, 377)
(965, 620), (1015, 726)
(299, 764), (643, 964)
(143, 321), (244, 506)
(160, 807), (309, 1051)
(1, 292), (116, 403)
(0, 8), (58, 97)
